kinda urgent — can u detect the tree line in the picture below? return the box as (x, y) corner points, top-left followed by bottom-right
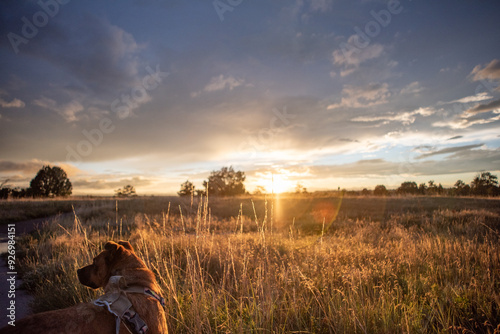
(180, 168), (500, 198)
(364, 172), (499, 197)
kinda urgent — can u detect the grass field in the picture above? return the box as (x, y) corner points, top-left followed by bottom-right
(4, 195), (500, 333)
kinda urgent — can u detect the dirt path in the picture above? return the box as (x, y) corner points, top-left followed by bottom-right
(0, 215), (70, 328)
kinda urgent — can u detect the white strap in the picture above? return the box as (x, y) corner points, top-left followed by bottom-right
(93, 299), (122, 334)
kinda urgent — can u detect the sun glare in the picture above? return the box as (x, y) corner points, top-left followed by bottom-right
(255, 172), (294, 194)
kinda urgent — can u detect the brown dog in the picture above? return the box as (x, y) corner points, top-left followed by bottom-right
(0, 241), (168, 334)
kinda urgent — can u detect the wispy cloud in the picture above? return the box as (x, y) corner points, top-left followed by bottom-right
(332, 41), (384, 77)
(400, 81), (424, 95)
(34, 97), (84, 122)
(433, 113), (500, 129)
(0, 97), (25, 108)
(352, 107), (435, 126)
(191, 75), (248, 97)
(447, 92), (493, 104)
(203, 75), (246, 92)
(327, 83), (390, 110)
(415, 144), (484, 159)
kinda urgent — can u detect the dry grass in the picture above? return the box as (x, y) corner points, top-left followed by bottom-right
(11, 196), (500, 333)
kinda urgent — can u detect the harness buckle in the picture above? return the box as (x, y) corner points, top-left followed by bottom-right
(123, 309), (149, 334)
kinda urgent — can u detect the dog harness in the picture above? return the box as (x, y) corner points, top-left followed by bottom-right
(93, 276), (165, 334)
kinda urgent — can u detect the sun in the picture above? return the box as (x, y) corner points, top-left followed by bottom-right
(255, 172), (294, 194)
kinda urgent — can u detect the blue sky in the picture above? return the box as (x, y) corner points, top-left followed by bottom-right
(1, 0), (499, 195)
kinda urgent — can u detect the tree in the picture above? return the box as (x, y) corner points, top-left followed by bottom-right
(471, 172), (499, 196)
(115, 185), (137, 197)
(0, 179), (11, 199)
(253, 185), (266, 195)
(427, 180), (442, 195)
(295, 183), (308, 194)
(30, 165), (72, 197)
(437, 183), (444, 195)
(418, 183), (427, 195)
(178, 180), (195, 197)
(454, 180), (470, 196)
(397, 181), (418, 195)
(202, 166), (246, 196)
(373, 185), (388, 196)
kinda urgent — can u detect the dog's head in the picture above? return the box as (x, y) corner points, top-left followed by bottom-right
(77, 240), (134, 289)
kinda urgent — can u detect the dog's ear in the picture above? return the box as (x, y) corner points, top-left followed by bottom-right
(104, 241), (128, 264)
(117, 240), (134, 252)
(104, 241), (120, 252)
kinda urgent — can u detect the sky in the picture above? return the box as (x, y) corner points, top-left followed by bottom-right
(1, 0), (500, 195)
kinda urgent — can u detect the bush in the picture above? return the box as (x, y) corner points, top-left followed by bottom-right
(373, 185), (388, 196)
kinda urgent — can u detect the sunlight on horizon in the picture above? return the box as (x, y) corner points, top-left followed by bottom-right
(252, 171), (295, 194)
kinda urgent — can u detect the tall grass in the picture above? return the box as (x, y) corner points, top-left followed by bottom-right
(14, 196), (500, 333)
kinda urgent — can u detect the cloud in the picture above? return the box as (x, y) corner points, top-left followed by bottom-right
(415, 144), (484, 160)
(0, 97), (25, 108)
(465, 98), (500, 114)
(339, 138), (359, 143)
(333, 40), (383, 67)
(327, 83), (390, 110)
(400, 81), (424, 95)
(191, 75), (247, 97)
(448, 92), (493, 104)
(34, 97), (84, 122)
(352, 107), (435, 126)
(433, 113), (500, 129)
(7, 14), (144, 97)
(203, 75), (245, 92)
(471, 59), (500, 81)
(0, 160), (46, 174)
(332, 40), (384, 77)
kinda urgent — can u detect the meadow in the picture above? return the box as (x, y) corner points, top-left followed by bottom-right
(3, 195), (500, 333)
